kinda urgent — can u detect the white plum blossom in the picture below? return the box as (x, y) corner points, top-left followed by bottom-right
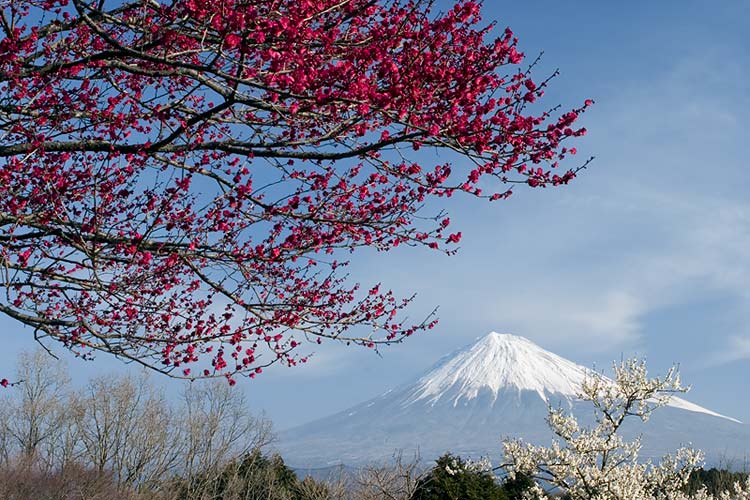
(501, 358), (750, 500)
(444, 455), (494, 476)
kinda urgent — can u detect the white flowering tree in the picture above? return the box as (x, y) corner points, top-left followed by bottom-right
(501, 358), (750, 500)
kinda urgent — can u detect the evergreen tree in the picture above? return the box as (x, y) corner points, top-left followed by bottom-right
(684, 468), (750, 497)
(501, 471), (536, 500)
(411, 454), (508, 500)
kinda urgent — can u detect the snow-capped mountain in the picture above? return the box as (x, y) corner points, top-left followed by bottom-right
(278, 333), (749, 467)
(407, 333), (737, 421)
(409, 333), (589, 405)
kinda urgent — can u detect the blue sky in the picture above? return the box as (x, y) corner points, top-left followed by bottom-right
(2, 1), (749, 432)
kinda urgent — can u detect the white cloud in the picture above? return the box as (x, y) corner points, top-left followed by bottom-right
(485, 288), (644, 353)
(706, 335), (750, 366)
(510, 193), (749, 353)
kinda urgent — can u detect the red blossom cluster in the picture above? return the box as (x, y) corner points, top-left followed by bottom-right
(0, 0), (590, 381)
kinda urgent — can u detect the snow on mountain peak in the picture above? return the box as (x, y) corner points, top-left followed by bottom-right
(279, 332), (745, 468)
(406, 332), (741, 423)
(408, 332), (590, 405)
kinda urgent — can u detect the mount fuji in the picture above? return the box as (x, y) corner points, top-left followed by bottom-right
(278, 333), (750, 468)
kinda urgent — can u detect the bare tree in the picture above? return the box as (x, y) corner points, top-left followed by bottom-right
(297, 475), (347, 500)
(177, 380), (275, 498)
(353, 452), (424, 500)
(0, 402), (12, 467)
(75, 372), (181, 489)
(2, 350), (71, 468)
(0, 350), (281, 498)
(39, 397), (85, 476)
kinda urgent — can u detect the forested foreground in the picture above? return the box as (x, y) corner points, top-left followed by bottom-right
(0, 351), (748, 500)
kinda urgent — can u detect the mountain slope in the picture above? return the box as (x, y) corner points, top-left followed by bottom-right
(278, 333), (749, 467)
(407, 333), (588, 405)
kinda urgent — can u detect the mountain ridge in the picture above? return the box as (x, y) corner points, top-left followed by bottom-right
(278, 332), (748, 467)
(402, 332), (739, 423)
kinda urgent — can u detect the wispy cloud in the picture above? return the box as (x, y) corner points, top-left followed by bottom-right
(356, 49), (750, 358)
(706, 335), (750, 366)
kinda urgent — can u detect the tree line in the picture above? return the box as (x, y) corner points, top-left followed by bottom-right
(2, 351), (749, 500)
(0, 350), (534, 500)
(0, 350), (291, 499)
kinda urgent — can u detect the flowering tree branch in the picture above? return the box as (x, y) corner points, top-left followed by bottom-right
(502, 359), (750, 500)
(0, 0), (590, 381)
